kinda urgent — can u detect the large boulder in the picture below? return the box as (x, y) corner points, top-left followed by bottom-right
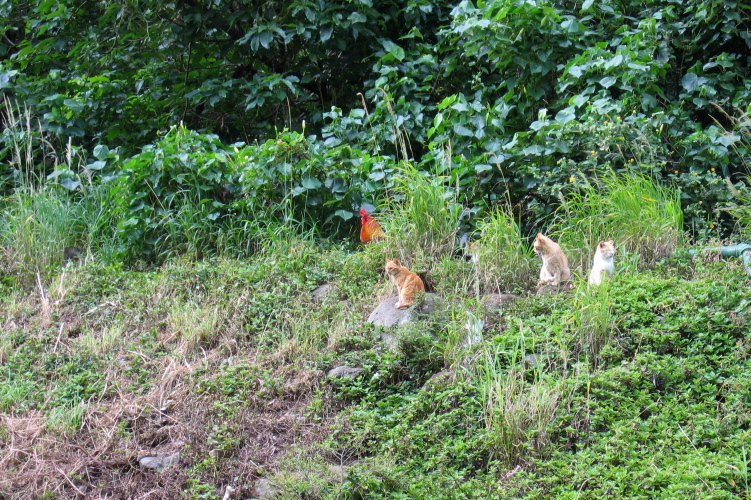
(367, 294), (441, 328)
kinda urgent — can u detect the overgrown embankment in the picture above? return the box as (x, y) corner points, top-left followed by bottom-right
(1, 237), (750, 499)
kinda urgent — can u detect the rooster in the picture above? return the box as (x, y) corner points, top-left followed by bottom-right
(359, 208), (386, 244)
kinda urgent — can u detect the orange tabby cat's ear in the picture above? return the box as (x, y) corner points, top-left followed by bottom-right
(393, 258), (401, 266)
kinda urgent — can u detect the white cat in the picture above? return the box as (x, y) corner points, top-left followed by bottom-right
(588, 240), (616, 285)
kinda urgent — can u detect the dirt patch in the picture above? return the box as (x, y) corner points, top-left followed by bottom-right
(0, 348), (334, 499)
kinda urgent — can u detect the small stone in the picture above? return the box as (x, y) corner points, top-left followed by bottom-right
(139, 452), (180, 472)
(311, 283), (338, 301)
(481, 293), (521, 311)
(251, 478), (277, 499)
(210, 448), (233, 459)
(422, 369), (455, 390)
(524, 354), (540, 368)
(327, 366), (363, 379)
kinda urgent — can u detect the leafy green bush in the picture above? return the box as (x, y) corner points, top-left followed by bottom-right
(106, 125), (240, 262)
(235, 129), (395, 237)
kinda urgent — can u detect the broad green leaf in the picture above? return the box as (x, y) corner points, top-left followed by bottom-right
(389, 45), (405, 61)
(320, 25), (333, 42)
(61, 177), (81, 190)
(572, 95), (588, 107)
(604, 54), (623, 69)
(716, 134), (740, 147)
(382, 39), (405, 61)
(681, 72), (707, 92)
(453, 124), (474, 137)
(437, 95), (457, 110)
(568, 65), (583, 78)
(93, 145), (109, 160)
(599, 76), (617, 88)
(555, 107), (576, 124)
(530, 120), (547, 131)
(348, 12), (367, 23)
(259, 31), (274, 49)
(334, 209), (354, 221)
(301, 177), (322, 189)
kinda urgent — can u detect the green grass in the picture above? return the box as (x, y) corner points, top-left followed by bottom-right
(2, 157), (751, 499)
(1, 236), (750, 499)
(473, 205), (536, 292)
(476, 339), (566, 467)
(553, 173), (684, 271)
(378, 162), (462, 265)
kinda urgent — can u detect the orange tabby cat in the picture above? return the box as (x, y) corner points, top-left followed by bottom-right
(533, 233), (571, 288)
(385, 258), (425, 309)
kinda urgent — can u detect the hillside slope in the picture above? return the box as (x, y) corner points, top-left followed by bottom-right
(1, 241), (750, 499)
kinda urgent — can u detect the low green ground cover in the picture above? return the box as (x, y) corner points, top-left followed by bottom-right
(1, 237), (749, 498)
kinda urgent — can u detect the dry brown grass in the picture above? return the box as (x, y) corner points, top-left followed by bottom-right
(0, 336), (337, 499)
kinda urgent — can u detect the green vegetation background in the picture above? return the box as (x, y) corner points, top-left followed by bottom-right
(2, 0), (751, 498)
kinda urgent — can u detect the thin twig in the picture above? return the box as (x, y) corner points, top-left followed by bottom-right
(135, 489), (160, 500)
(55, 465), (87, 497)
(53, 322), (65, 353)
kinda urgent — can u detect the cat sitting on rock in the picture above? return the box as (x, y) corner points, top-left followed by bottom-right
(385, 258), (425, 309)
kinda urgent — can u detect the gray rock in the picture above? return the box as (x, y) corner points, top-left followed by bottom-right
(524, 351), (554, 370)
(311, 283), (338, 301)
(524, 353), (541, 369)
(139, 451), (180, 472)
(327, 366), (363, 379)
(251, 478), (277, 499)
(422, 369), (455, 390)
(380, 332), (399, 351)
(367, 294), (441, 327)
(481, 293), (521, 311)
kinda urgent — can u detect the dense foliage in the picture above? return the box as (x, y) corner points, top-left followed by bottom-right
(2, 0), (751, 253)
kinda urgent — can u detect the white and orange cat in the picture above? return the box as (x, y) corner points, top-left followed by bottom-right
(533, 233), (571, 288)
(385, 258), (425, 309)
(588, 240), (616, 285)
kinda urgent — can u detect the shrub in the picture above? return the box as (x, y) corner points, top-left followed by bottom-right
(235, 129), (396, 240)
(106, 125), (240, 263)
